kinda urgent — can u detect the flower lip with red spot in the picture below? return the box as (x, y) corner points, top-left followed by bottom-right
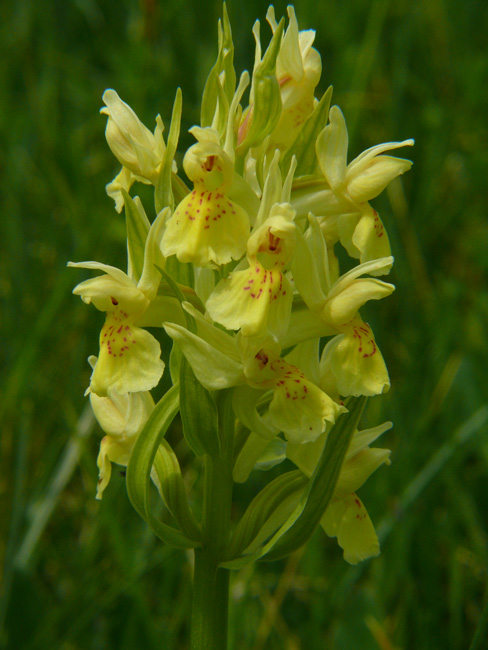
(205, 207), (296, 337)
(161, 127), (251, 267)
(68, 246), (169, 396)
(320, 318), (390, 397)
(264, 358), (346, 444)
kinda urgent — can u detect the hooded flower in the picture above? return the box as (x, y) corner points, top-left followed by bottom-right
(314, 105), (414, 265)
(288, 216), (393, 396)
(161, 127), (251, 267)
(206, 202), (296, 339)
(69, 210), (174, 396)
(287, 421), (392, 563)
(291, 106), (413, 267)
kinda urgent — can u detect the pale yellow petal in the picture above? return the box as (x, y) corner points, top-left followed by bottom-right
(352, 209), (392, 268)
(90, 314), (164, 396)
(266, 360), (346, 443)
(321, 494), (380, 564)
(206, 263), (292, 338)
(320, 323), (391, 396)
(336, 448), (391, 494)
(322, 279), (394, 326)
(161, 188), (250, 267)
(316, 106), (348, 191)
(347, 155), (413, 203)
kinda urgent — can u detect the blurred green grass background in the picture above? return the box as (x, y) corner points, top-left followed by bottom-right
(1, 0), (488, 648)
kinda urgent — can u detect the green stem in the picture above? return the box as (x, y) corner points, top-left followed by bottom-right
(191, 548), (230, 650)
(190, 390), (235, 650)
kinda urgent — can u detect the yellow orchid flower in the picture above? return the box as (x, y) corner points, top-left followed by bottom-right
(70, 261), (164, 396)
(287, 421), (392, 564)
(101, 89), (166, 184)
(288, 217), (393, 396)
(205, 203), (296, 339)
(161, 127), (251, 267)
(314, 105), (414, 265)
(90, 380), (154, 499)
(69, 210), (174, 396)
(320, 318), (390, 397)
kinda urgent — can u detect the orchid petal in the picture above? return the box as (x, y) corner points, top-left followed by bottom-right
(316, 106), (348, 191)
(320, 322), (391, 396)
(163, 322), (244, 390)
(321, 494), (380, 564)
(89, 314), (164, 396)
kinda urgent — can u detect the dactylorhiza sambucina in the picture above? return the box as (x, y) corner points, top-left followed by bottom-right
(69, 5), (413, 647)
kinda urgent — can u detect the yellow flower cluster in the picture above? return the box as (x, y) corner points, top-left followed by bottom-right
(70, 6), (413, 564)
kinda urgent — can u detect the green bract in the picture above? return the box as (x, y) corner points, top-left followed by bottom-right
(70, 4), (413, 574)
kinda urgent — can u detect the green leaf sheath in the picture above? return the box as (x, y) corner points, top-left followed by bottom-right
(263, 396), (368, 561)
(225, 470), (308, 561)
(180, 356), (220, 458)
(153, 439), (201, 540)
(126, 384), (201, 548)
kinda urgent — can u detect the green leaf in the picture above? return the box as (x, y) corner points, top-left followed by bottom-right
(138, 207), (168, 296)
(281, 85), (333, 177)
(126, 385), (200, 548)
(236, 19), (284, 155)
(263, 396), (367, 561)
(224, 470), (307, 563)
(205, 73), (230, 137)
(179, 356), (220, 457)
(153, 438), (200, 540)
(232, 385), (276, 442)
(155, 87), (182, 214)
(123, 190), (150, 283)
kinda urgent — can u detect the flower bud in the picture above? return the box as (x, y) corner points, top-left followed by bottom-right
(101, 89), (165, 182)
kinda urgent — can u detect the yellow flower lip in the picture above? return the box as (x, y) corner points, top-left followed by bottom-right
(161, 187), (250, 267)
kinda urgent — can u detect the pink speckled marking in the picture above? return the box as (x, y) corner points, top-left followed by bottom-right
(242, 264), (286, 303)
(101, 307), (136, 359)
(372, 210), (384, 238)
(271, 361), (310, 402)
(352, 323), (377, 358)
(354, 497), (366, 520)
